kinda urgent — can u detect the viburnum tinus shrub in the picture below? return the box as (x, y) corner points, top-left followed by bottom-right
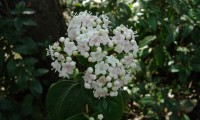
(45, 11), (138, 120)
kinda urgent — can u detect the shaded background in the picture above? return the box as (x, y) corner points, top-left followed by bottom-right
(0, 0), (200, 119)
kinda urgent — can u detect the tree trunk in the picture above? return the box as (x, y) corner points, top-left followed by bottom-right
(26, 0), (66, 41)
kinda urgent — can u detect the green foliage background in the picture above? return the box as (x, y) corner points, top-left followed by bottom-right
(0, 0), (200, 119)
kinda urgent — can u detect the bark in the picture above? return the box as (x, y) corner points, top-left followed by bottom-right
(26, 0), (66, 41)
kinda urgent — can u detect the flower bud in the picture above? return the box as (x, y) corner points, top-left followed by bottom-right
(57, 47), (61, 51)
(70, 61), (76, 66)
(81, 26), (86, 32)
(103, 51), (108, 55)
(97, 114), (104, 120)
(131, 40), (136, 45)
(87, 67), (93, 73)
(92, 75), (97, 79)
(89, 117), (95, 120)
(66, 57), (72, 62)
(108, 42), (114, 47)
(88, 57), (93, 62)
(65, 38), (70, 41)
(84, 83), (91, 89)
(112, 86), (117, 91)
(121, 58), (125, 63)
(92, 21), (97, 27)
(54, 52), (60, 57)
(110, 91), (115, 97)
(117, 62), (122, 67)
(103, 87), (108, 93)
(59, 37), (65, 42)
(106, 76), (112, 82)
(83, 52), (89, 58)
(114, 81), (120, 86)
(72, 51), (78, 56)
(113, 29), (116, 34)
(97, 47), (102, 52)
(107, 82), (112, 88)
(126, 34), (131, 40)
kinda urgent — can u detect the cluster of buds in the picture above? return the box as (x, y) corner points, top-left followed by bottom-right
(47, 11), (138, 98)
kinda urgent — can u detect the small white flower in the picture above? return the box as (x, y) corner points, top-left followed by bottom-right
(77, 43), (90, 55)
(89, 35), (101, 47)
(90, 51), (105, 62)
(61, 61), (75, 74)
(108, 67), (121, 79)
(106, 55), (119, 67)
(48, 45), (54, 60)
(64, 41), (77, 56)
(95, 61), (109, 75)
(51, 60), (61, 72)
(114, 44), (124, 53)
(53, 42), (59, 49)
(83, 71), (96, 84)
(97, 114), (103, 120)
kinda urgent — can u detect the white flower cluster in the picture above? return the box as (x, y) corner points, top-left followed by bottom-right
(47, 11), (138, 98)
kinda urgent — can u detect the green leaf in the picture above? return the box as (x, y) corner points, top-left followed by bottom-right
(23, 57), (38, 65)
(16, 1), (25, 11)
(153, 45), (165, 66)
(179, 69), (190, 84)
(121, 91), (130, 106)
(139, 35), (156, 48)
(30, 80), (43, 94)
(170, 64), (180, 73)
(46, 81), (85, 120)
(7, 59), (16, 77)
(118, 3), (132, 19)
(65, 113), (86, 120)
(0, 51), (4, 67)
(22, 18), (37, 26)
(14, 38), (38, 55)
(14, 17), (23, 31)
(35, 68), (49, 77)
(85, 90), (124, 120)
(141, 96), (154, 105)
(148, 16), (157, 31)
(181, 114), (190, 120)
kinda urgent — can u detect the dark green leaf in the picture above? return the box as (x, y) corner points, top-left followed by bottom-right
(85, 90), (124, 120)
(14, 38), (38, 55)
(181, 114), (190, 120)
(7, 59), (16, 77)
(46, 80), (85, 120)
(153, 45), (165, 66)
(22, 18), (37, 26)
(148, 16), (157, 31)
(0, 51), (4, 67)
(30, 80), (43, 94)
(141, 96), (154, 105)
(65, 113), (86, 120)
(14, 17), (23, 31)
(23, 57), (38, 65)
(35, 68), (48, 77)
(139, 35), (156, 48)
